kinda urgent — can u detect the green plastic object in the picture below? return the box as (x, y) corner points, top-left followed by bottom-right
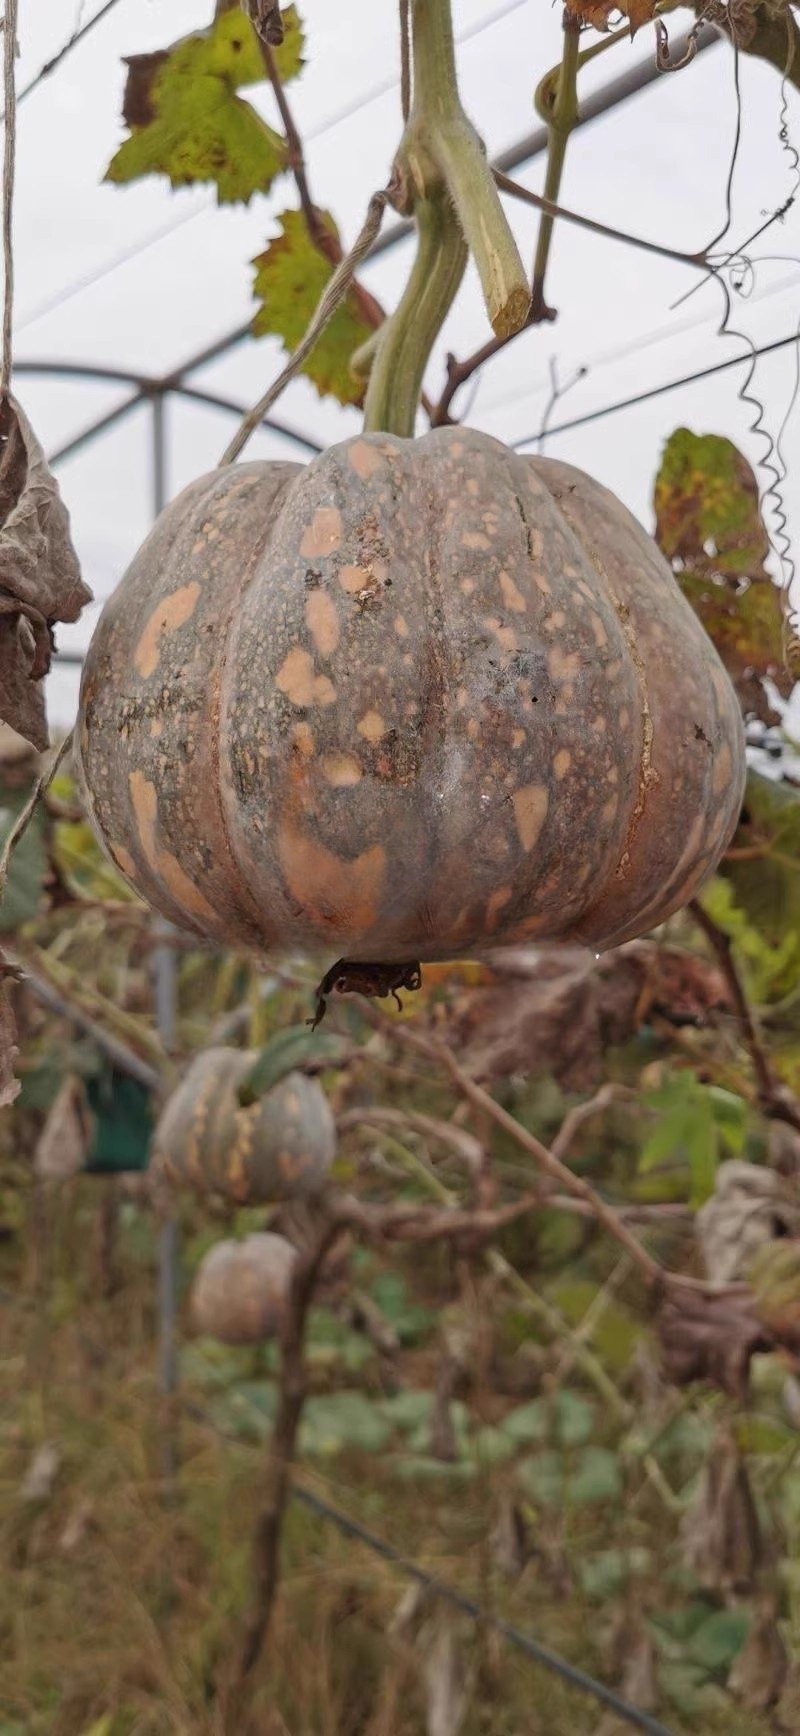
(84, 1069), (154, 1174)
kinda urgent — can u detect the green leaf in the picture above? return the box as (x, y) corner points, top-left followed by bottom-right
(569, 1445), (622, 1504)
(0, 786), (47, 930)
(501, 1399), (550, 1444)
(377, 1389), (434, 1432)
(299, 1391), (393, 1456)
(252, 209), (373, 403)
(368, 1271), (435, 1343)
(653, 427), (795, 722)
(552, 1390), (595, 1448)
(105, 6), (304, 204)
(688, 1608), (750, 1672)
(237, 1024), (349, 1105)
(517, 1450), (563, 1508)
(468, 1425), (516, 1466)
(640, 1075), (719, 1205)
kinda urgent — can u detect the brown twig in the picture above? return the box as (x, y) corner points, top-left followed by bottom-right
(428, 167), (706, 424)
(231, 1215), (346, 1699)
(690, 899), (800, 1135)
(260, 38), (385, 335)
(0, 734), (72, 893)
(336, 1104), (484, 1175)
(220, 191), (389, 464)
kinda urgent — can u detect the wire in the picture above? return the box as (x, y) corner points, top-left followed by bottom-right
(291, 1482), (675, 1736)
(511, 328), (800, 449)
(1, 0), (17, 398)
(2, 0), (123, 121)
(16, 0), (529, 333)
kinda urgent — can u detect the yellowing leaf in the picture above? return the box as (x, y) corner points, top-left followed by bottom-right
(105, 5), (305, 204)
(252, 210), (374, 404)
(654, 427), (796, 723)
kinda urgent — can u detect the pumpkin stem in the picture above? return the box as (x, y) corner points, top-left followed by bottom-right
(405, 0), (530, 342)
(362, 192), (466, 436)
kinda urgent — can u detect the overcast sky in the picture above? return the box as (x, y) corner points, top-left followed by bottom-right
(9, 2), (800, 729)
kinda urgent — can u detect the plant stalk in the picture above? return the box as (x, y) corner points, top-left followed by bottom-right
(362, 192), (467, 436)
(408, 0), (529, 339)
(531, 11), (581, 321)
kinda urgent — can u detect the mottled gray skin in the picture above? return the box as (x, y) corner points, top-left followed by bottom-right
(151, 1047), (335, 1205)
(75, 427), (745, 963)
(190, 1232), (296, 1345)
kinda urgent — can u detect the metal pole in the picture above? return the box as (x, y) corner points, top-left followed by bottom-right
(150, 392), (180, 1483)
(31, 22), (719, 472)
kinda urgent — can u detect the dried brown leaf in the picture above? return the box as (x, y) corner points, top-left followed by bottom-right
(658, 1284), (772, 1397)
(0, 396), (90, 750)
(697, 1160), (800, 1284)
(729, 1599), (788, 1710)
(34, 1074), (92, 1181)
(567, 0), (655, 34)
(0, 970), (19, 1108)
(681, 1428), (763, 1593)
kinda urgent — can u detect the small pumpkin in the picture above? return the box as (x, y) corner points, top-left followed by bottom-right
(189, 1231), (296, 1344)
(151, 1046), (335, 1204)
(75, 428), (744, 963)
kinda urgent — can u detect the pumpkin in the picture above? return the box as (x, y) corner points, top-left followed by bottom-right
(75, 428), (745, 964)
(189, 1231), (296, 1344)
(151, 1046), (335, 1204)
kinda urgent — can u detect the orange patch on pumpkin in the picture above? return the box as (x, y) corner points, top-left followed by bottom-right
(276, 647), (336, 708)
(348, 440), (384, 479)
(512, 783), (549, 852)
(134, 581), (201, 679)
(299, 507), (342, 558)
(499, 571), (526, 613)
(305, 590), (340, 656)
(357, 710), (386, 742)
(320, 753), (362, 787)
(485, 884), (512, 930)
(277, 820), (386, 935)
(128, 770), (215, 922)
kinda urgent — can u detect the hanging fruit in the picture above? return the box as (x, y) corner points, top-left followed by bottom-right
(189, 1231), (296, 1344)
(151, 1046), (335, 1204)
(75, 429), (745, 990)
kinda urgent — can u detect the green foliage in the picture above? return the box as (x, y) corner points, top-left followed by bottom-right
(105, 5), (304, 204)
(237, 1023), (349, 1105)
(252, 210), (374, 402)
(640, 1074), (748, 1205)
(0, 785), (46, 930)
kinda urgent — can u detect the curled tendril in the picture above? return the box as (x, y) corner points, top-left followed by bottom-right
(654, 18), (701, 73)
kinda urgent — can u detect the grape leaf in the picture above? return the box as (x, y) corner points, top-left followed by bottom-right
(252, 209), (374, 403)
(105, 5), (304, 205)
(653, 428), (795, 724)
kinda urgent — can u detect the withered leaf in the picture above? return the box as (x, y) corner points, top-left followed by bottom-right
(729, 1599), (788, 1711)
(567, 0), (656, 35)
(680, 1427), (763, 1593)
(34, 1074), (92, 1181)
(658, 1283), (772, 1397)
(0, 967), (19, 1108)
(654, 427), (795, 724)
(0, 395), (90, 751)
(697, 1159), (800, 1284)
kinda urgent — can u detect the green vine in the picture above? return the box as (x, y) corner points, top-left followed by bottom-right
(362, 0), (529, 437)
(362, 194), (467, 437)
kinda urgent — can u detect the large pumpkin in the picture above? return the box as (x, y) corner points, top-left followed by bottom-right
(189, 1232), (296, 1344)
(75, 428), (745, 962)
(151, 1046), (335, 1204)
